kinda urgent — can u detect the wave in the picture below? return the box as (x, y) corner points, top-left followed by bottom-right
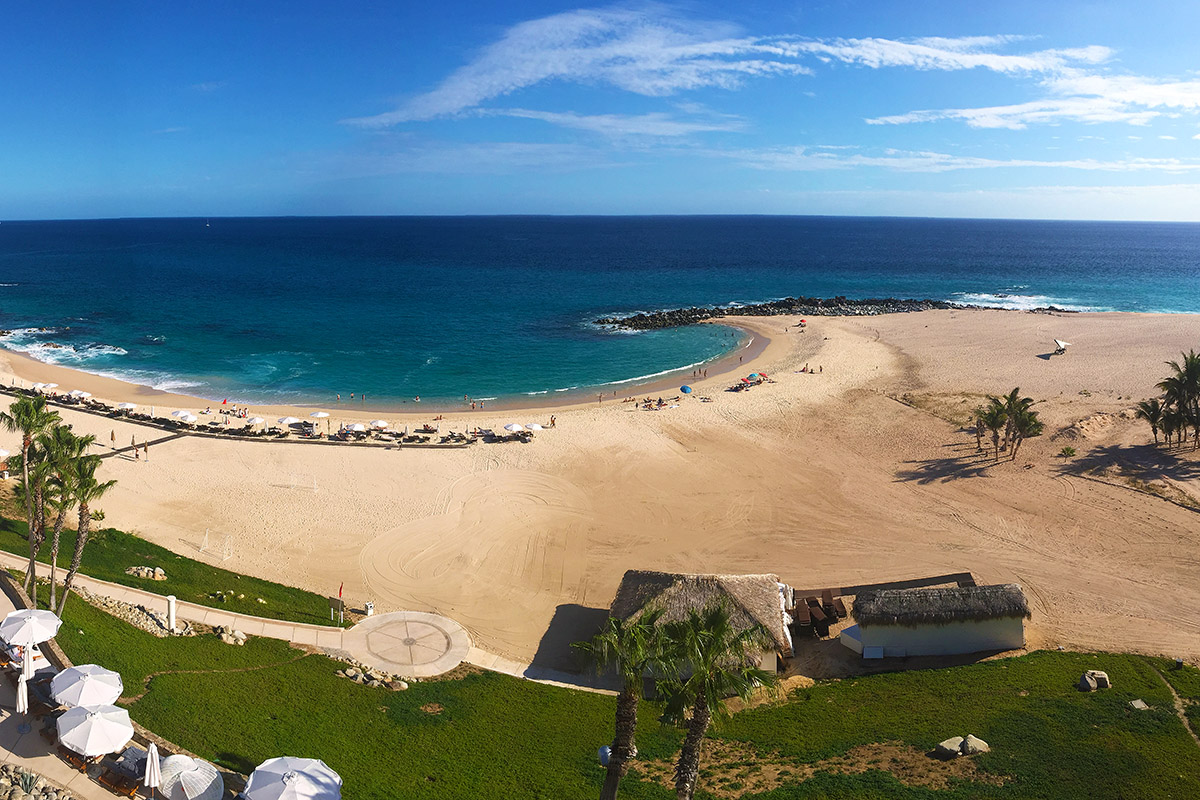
(0, 331), (129, 365)
(0, 283), (17, 287)
(597, 357), (713, 388)
(524, 390), (549, 395)
(949, 292), (1109, 312)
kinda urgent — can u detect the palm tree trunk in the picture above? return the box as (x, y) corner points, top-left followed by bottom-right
(25, 484), (47, 602)
(20, 436), (34, 591)
(601, 690), (639, 800)
(57, 502), (89, 617)
(48, 504), (68, 612)
(674, 696), (712, 800)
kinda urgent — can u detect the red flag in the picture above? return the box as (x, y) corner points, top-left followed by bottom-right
(338, 582), (343, 598)
(222, 398), (228, 404)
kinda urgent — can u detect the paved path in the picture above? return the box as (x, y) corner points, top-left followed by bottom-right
(0, 553), (616, 693)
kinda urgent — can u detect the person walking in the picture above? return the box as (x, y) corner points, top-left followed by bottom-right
(110, 430), (116, 450)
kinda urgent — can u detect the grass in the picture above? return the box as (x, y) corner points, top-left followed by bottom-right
(48, 593), (1200, 800)
(0, 512), (341, 626)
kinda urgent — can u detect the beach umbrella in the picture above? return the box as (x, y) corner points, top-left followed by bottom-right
(740, 377), (751, 384)
(116, 402), (137, 411)
(503, 423), (524, 433)
(369, 420), (389, 429)
(247, 417), (266, 425)
(309, 412), (330, 419)
(170, 410), (192, 419)
(16, 673), (28, 714)
(144, 742), (163, 797)
(0, 449), (9, 460)
(1054, 339), (1072, 350)
(278, 416), (300, 425)
(160, 754), (224, 800)
(0, 609), (61, 646)
(69, 389), (92, 398)
(44, 383), (58, 390)
(748, 373), (759, 379)
(57, 704), (134, 757)
(346, 423), (367, 432)
(179, 413), (199, 424)
(51, 664), (124, 707)
(244, 756), (342, 800)
(525, 423), (544, 431)
(31, 383), (45, 391)
(680, 385), (692, 394)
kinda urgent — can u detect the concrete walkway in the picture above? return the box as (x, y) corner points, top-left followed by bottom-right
(0, 552), (616, 692)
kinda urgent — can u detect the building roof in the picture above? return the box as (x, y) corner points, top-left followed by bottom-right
(852, 583), (1031, 628)
(609, 570), (790, 655)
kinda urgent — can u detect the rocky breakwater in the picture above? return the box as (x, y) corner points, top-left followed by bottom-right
(595, 296), (964, 330)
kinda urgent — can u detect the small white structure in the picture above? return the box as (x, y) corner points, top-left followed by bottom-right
(841, 584), (1029, 659)
(609, 570), (793, 671)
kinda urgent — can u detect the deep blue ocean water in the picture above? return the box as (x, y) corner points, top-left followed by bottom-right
(1, 216), (1198, 406)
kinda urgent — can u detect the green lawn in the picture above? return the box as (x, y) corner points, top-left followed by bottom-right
(0, 513), (341, 626)
(48, 593), (1200, 800)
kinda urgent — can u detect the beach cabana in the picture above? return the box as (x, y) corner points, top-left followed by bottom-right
(609, 570), (793, 672)
(841, 583), (1030, 659)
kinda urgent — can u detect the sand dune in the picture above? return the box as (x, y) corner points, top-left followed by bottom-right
(2, 309), (1199, 666)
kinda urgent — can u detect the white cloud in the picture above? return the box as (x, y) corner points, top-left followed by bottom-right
(1160, 135), (1177, 140)
(191, 81), (226, 93)
(330, 141), (617, 175)
(490, 108), (746, 136)
(711, 145), (1200, 173)
(1194, 133), (1200, 140)
(342, 6), (1110, 127)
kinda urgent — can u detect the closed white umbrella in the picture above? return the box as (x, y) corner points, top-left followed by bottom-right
(144, 742), (162, 796)
(51, 664), (124, 707)
(0, 609), (62, 646)
(278, 416), (300, 425)
(244, 757), (342, 800)
(160, 754), (223, 800)
(57, 704), (134, 757)
(503, 423), (525, 433)
(369, 420), (389, 429)
(117, 402), (137, 411)
(15, 673), (28, 715)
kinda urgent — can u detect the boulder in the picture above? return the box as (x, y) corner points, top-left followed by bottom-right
(345, 668), (360, 678)
(1078, 672), (1098, 692)
(935, 737), (964, 759)
(232, 630), (247, 642)
(367, 680), (382, 688)
(390, 680), (409, 691)
(962, 735), (990, 755)
(152, 567), (166, 580)
(1087, 670), (1111, 689)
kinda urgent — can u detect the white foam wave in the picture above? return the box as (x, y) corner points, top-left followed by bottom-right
(0, 335), (129, 365)
(950, 292), (1106, 312)
(597, 357), (712, 388)
(0, 283), (17, 287)
(524, 390), (549, 395)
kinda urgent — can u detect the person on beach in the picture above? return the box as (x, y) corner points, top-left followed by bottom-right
(131, 435), (136, 447)
(550, 415), (556, 428)
(337, 394), (341, 403)
(414, 396), (420, 402)
(144, 443), (149, 462)
(110, 430), (115, 450)
(350, 393), (354, 401)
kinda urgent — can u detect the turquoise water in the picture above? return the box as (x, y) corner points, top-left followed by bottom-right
(1, 216), (1198, 406)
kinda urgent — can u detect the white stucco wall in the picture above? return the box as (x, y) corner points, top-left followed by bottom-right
(858, 617), (1025, 657)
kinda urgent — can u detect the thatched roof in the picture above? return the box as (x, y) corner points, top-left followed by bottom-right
(852, 584), (1030, 628)
(610, 570), (790, 655)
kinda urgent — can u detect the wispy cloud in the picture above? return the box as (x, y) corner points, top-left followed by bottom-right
(191, 81), (226, 93)
(331, 141), (618, 175)
(151, 126), (188, 135)
(712, 146), (1200, 173)
(489, 108), (746, 137)
(342, 6), (1107, 127)
(869, 75), (1200, 129)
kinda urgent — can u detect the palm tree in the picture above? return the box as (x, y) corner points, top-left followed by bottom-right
(57, 454), (116, 616)
(0, 395), (60, 587)
(980, 403), (1008, 461)
(38, 426), (93, 610)
(1135, 398), (1163, 445)
(659, 604), (777, 800)
(1000, 388), (1034, 451)
(572, 610), (666, 800)
(1009, 407), (1044, 462)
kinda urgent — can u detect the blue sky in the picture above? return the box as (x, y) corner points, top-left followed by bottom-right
(4, 1), (1200, 220)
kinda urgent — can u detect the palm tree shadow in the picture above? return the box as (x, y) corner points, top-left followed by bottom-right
(1056, 441), (1200, 484)
(894, 446), (1000, 484)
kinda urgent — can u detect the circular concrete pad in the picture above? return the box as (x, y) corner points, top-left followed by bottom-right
(342, 611), (471, 678)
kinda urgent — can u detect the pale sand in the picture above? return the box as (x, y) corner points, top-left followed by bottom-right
(2, 309), (1199, 666)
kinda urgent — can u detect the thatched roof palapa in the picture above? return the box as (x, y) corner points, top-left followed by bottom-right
(852, 584), (1030, 628)
(610, 570), (791, 656)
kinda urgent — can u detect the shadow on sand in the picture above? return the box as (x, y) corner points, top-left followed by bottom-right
(893, 440), (1002, 484)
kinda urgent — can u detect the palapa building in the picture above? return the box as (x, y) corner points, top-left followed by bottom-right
(840, 583), (1030, 659)
(609, 570), (793, 672)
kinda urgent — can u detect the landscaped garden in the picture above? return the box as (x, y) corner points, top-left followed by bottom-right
(44, 591), (1200, 800)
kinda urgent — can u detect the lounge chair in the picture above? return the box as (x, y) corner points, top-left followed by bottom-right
(98, 767), (139, 797)
(58, 745), (89, 772)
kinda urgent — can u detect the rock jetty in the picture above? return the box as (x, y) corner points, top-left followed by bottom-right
(594, 296), (964, 330)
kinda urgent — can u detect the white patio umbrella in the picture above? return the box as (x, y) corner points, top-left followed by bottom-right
(244, 757), (342, 800)
(346, 423), (367, 432)
(308, 411), (330, 419)
(117, 402), (137, 411)
(0, 609), (62, 646)
(503, 423), (525, 433)
(178, 413), (199, 424)
(246, 417), (266, 425)
(160, 754), (223, 800)
(144, 742), (162, 797)
(525, 423), (544, 431)
(57, 704), (134, 757)
(51, 664), (124, 707)
(69, 389), (92, 398)
(278, 416), (301, 425)
(369, 420), (389, 428)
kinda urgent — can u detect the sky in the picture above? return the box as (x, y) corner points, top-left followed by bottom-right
(4, 1), (1200, 220)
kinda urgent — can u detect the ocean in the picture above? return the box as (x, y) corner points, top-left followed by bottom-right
(1, 216), (1198, 406)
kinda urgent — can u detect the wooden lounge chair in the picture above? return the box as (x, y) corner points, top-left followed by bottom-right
(58, 745), (89, 772)
(98, 767), (139, 797)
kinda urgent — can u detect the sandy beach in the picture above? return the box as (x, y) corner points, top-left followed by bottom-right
(2, 309), (1200, 668)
